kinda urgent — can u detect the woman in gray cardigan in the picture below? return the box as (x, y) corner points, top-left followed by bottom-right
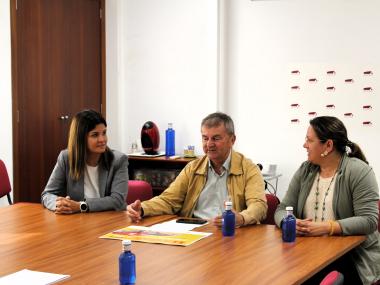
(275, 116), (379, 285)
(41, 109), (128, 214)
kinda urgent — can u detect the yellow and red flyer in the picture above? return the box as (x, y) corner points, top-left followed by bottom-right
(100, 226), (212, 246)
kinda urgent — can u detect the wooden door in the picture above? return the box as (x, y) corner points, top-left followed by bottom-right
(11, 0), (106, 202)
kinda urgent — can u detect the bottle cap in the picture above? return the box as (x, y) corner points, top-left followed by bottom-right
(168, 123), (173, 128)
(285, 206), (293, 211)
(122, 239), (132, 246)
(225, 201), (233, 210)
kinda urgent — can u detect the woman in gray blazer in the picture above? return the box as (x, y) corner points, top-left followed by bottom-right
(41, 109), (128, 213)
(275, 116), (379, 285)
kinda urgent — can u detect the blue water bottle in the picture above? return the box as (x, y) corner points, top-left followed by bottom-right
(222, 201), (235, 236)
(119, 240), (136, 285)
(282, 206), (296, 242)
(165, 123), (175, 157)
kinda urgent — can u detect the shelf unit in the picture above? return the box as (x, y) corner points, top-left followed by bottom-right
(128, 156), (197, 196)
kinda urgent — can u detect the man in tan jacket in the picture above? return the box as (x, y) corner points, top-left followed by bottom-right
(127, 112), (267, 227)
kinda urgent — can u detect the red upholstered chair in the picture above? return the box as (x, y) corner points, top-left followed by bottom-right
(261, 193), (280, 225)
(320, 271), (344, 285)
(126, 180), (153, 205)
(0, 159), (13, 205)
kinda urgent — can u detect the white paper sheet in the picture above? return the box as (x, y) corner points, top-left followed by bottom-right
(0, 269), (70, 285)
(150, 219), (209, 232)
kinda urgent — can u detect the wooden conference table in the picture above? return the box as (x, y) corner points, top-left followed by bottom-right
(0, 203), (365, 285)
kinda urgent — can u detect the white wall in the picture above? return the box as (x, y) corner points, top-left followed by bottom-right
(0, 0), (13, 207)
(105, 0), (122, 149)
(223, 0), (380, 198)
(106, 0), (218, 156)
(108, 0), (380, 198)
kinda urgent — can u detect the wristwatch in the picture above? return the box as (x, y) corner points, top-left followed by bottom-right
(80, 201), (89, 213)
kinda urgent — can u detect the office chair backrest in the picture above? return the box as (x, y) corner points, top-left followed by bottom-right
(261, 193), (280, 225)
(0, 159), (13, 205)
(320, 271), (344, 285)
(126, 180), (153, 204)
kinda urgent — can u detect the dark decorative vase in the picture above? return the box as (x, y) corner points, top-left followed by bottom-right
(141, 121), (160, 155)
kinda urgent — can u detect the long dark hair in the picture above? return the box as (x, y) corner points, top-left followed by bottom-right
(310, 116), (368, 164)
(68, 109), (108, 180)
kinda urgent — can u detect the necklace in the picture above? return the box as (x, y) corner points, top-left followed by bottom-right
(314, 172), (336, 222)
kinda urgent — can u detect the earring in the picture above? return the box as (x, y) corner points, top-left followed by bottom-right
(320, 151), (328, 157)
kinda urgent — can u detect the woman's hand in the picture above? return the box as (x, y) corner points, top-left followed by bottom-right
(296, 218), (330, 236)
(55, 196), (80, 214)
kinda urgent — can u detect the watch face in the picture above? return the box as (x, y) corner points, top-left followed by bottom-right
(80, 202), (88, 212)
